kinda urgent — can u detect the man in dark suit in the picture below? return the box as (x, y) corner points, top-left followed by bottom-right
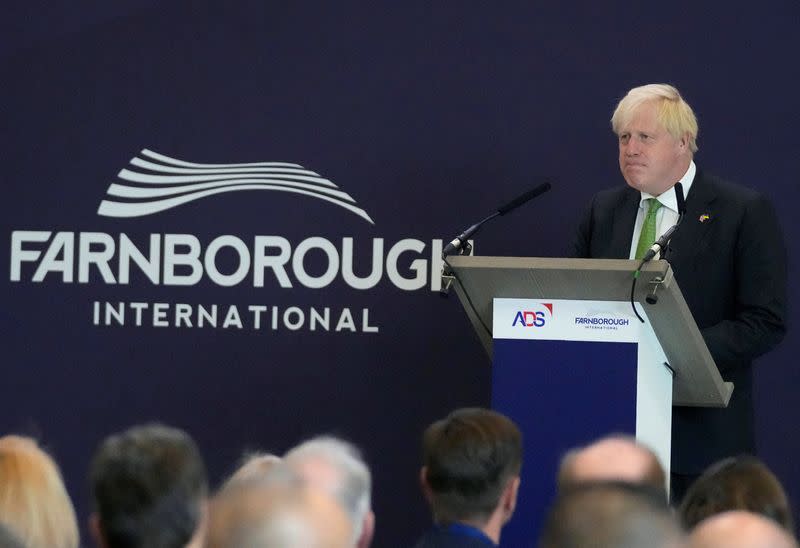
(412, 408), (522, 548)
(573, 84), (787, 500)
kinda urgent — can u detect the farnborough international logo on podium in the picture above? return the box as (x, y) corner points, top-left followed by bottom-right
(9, 149), (452, 334)
(97, 149), (374, 223)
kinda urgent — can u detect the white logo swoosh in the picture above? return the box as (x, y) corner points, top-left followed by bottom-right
(97, 149), (374, 224)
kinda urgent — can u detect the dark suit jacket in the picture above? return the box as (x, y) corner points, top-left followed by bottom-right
(573, 169), (787, 472)
(411, 528), (496, 548)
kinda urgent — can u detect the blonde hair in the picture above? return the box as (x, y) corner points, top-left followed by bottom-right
(0, 436), (79, 548)
(611, 84), (699, 153)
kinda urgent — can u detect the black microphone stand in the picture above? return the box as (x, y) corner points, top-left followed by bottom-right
(629, 182), (686, 321)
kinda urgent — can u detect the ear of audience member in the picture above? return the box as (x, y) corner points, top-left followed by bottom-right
(539, 481), (686, 548)
(283, 436), (374, 548)
(89, 423), (209, 548)
(558, 434), (667, 496)
(679, 456), (794, 532)
(222, 453), (282, 489)
(416, 407), (523, 546)
(207, 478), (352, 548)
(688, 510), (798, 548)
(0, 435), (80, 548)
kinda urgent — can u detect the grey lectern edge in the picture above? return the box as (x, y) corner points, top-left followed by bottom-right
(445, 255), (733, 408)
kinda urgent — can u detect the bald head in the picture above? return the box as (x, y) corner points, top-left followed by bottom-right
(540, 482), (685, 548)
(689, 511), (798, 548)
(224, 453), (282, 488)
(284, 437), (373, 547)
(207, 482), (352, 548)
(559, 436), (666, 492)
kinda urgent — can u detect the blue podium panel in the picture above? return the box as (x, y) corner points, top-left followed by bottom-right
(490, 298), (671, 547)
(492, 338), (638, 546)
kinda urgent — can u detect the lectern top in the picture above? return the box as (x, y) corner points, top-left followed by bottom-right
(445, 255), (732, 408)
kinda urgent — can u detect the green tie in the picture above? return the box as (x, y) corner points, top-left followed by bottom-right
(635, 198), (663, 260)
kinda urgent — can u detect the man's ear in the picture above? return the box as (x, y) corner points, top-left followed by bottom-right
(356, 510), (375, 548)
(501, 476), (521, 522)
(419, 466), (433, 503)
(89, 513), (107, 548)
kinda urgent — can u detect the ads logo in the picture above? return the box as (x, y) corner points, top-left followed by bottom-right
(511, 303), (553, 327)
(97, 149), (374, 223)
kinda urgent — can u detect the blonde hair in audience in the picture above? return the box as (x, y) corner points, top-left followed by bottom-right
(611, 83), (699, 153)
(0, 435), (79, 548)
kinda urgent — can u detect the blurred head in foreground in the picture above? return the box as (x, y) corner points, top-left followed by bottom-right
(419, 407), (523, 545)
(284, 436), (374, 547)
(558, 434), (666, 496)
(539, 481), (685, 548)
(688, 510), (797, 548)
(223, 453), (282, 489)
(207, 477), (352, 548)
(679, 456), (793, 532)
(89, 423), (208, 548)
(0, 435), (79, 548)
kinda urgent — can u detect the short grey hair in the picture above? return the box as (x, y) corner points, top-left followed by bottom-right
(283, 436), (371, 542)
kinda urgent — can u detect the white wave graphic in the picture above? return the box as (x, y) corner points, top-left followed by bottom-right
(117, 169), (338, 187)
(141, 148), (301, 169)
(106, 179), (355, 201)
(97, 149), (374, 224)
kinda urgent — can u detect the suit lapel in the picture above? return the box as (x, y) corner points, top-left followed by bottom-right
(609, 189), (640, 258)
(668, 169), (717, 269)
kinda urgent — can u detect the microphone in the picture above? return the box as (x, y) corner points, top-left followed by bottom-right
(641, 182), (685, 262)
(442, 182), (552, 258)
(632, 182), (686, 314)
(497, 182), (552, 215)
(675, 181), (686, 216)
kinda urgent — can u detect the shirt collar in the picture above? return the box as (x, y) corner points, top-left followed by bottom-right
(638, 160), (696, 212)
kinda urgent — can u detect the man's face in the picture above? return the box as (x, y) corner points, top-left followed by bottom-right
(617, 101), (688, 196)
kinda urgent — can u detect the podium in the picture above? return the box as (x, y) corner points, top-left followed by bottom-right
(444, 256), (731, 545)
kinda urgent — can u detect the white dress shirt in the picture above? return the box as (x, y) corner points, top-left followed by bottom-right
(628, 161), (696, 259)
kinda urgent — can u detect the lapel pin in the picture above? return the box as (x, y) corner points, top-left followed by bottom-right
(699, 214), (711, 223)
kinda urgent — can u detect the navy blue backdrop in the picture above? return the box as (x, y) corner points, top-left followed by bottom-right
(2, 2), (798, 545)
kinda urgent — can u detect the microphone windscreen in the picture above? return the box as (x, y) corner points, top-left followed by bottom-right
(497, 182), (552, 215)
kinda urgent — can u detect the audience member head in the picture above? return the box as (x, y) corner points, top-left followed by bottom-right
(679, 456), (794, 532)
(689, 510), (797, 548)
(558, 434), (666, 495)
(539, 481), (686, 548)
(283, 436), (374, 548)
(89, 423), (208, 548)
(207, 479), (352, 548)
(420, 407), (522, 544)
(0, 435), (80, 548)
(223, 453), (282, 489)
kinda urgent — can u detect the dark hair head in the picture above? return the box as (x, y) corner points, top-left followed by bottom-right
(540, 481), (684, 548)
(679, 455), (794, 532)
(90, 423), (208, 548)
(422, 407), (522, 524)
